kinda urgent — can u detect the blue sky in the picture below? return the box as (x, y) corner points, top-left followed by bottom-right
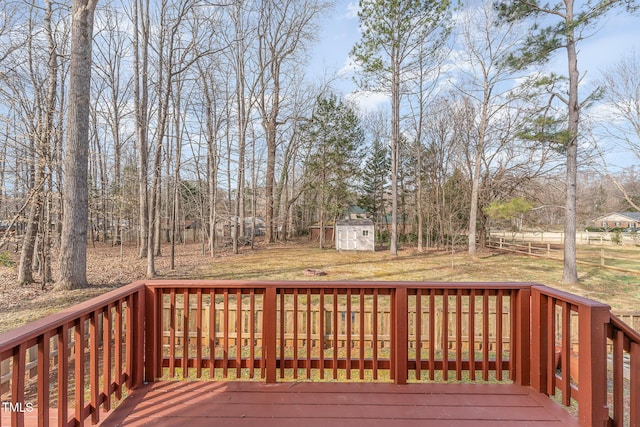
(305, 0), (640, 169)
(308, 0), (639, 98)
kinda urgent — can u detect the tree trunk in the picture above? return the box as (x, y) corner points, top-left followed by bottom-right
(134, 0), (150, 258)
(57, 0), (97, 290)
(563, 9), (579, 284)
(390, 56), (400, 256)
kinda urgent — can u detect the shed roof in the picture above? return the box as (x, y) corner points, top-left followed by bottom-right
(335, 219), (374, 227)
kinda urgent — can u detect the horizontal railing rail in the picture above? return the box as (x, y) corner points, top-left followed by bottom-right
(1, 280), (637, 427)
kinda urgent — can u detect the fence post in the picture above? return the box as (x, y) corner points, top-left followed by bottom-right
(393, 287), (408, 385)
(263, 287), (277, 383)
(600, 249), (605, 266)
(546, 244), (550, 258)
(577, 304), (611, 427)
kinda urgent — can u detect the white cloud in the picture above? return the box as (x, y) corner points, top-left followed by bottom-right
(344, 2), (359, 19)
(346, 90), (390, 113)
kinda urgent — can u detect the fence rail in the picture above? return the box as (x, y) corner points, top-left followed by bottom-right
(487, 237), (640, 274)
(1, 280), (638, 427)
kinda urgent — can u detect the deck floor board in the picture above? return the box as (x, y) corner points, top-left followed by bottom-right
(94, 381), (579, 427)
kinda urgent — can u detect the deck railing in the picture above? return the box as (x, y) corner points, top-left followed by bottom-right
(1, 280), (638, 427)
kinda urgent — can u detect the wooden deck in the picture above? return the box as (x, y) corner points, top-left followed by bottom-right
(2, 280), (638, 426)
(98, 381), (580, 427)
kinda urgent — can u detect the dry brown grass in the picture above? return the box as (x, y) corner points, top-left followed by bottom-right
(1, 239), (639, 333)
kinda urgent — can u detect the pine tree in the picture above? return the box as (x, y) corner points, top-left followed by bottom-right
(359, 138), (390, 241)
(303, 95), (364, 248)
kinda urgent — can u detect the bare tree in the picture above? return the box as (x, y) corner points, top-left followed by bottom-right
(256, 0), (328, 243)
(57, 0), (98, 290)
(454, 2), (524, 255)
(598, 51), (640, 211)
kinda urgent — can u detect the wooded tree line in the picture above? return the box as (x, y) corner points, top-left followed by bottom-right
(0, 0), (638, 289)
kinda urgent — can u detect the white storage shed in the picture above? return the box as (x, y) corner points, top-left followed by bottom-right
(335, 219), (375, 251)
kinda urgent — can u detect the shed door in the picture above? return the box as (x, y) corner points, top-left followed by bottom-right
(347, 229), (357, 249)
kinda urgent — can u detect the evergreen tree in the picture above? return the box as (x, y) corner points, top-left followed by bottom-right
(359, 138), (390, 241)
(496, 0), (638, 284)
(351, 0), (452, 255)
(303, 95), (364, 248)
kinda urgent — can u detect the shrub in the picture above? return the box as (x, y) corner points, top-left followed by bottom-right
(0, 251), (14, 267)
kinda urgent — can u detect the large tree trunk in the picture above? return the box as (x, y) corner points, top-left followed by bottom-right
(563, 13), (579, 284)
(57, 0), (97, 290)
(390, 56), (400, 256)
(134, 0), (150, 258)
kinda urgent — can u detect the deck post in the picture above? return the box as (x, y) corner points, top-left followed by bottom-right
(132, 288), (145, 387)
(144, 284), (160, 382)
(515, 288), (531, 386)
(393, 286), (408, 385)
(530, 288), (548, 393)
(264, 287), (277, 383)
(577, 304), (610, 427)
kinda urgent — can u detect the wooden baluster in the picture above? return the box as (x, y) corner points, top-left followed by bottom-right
(442, 289), (449, 381)
(482, 290), (489, 382)
(90, 310), (100, 424)
(103, 305), (112, 411)
(182, 290), (190, 378)
(197, 289), (203, 378)
(372, 288), (378, 380)
(75, 317), (85, 426)
(209, 290), (216, 379)
(546, 298), (556, 396)
(250, 289), (256, 379)
(333, 291), (338, 380)
(561, 302), (571, 405)
(279, 291), (285, 379)
(307, 289), (312, 380)
(319, 289), (325, 380)
(58, 324), (69, 426)
(456, 289), (462, 380)
(37, 332), (51, 427)
(416, 289), (422, 381)
(429, 290), (435, 381)
(496, 290), (503, 381)
(469, 290), (476, 381)
(293, 289), (299, 380)
(346, 289), (351, 380)
(236, 289), (241, 378)
(263, 287), (277, 383)
(223, 289), (229, 378)
(359, 289), (365, 380)
(11, 343), (26, 427)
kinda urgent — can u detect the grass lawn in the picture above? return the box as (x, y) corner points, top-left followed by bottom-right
(1, 241), (639, 333)
(199, 245), (640, 313)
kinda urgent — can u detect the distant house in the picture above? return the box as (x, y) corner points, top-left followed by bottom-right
(335, 219), (375, 251)
(592, 212), (640, 229)
(346, 206), (368, 219)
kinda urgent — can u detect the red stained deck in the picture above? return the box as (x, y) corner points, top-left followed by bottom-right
(99, 381), (579, 427)
(2, 280), (638, 427)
